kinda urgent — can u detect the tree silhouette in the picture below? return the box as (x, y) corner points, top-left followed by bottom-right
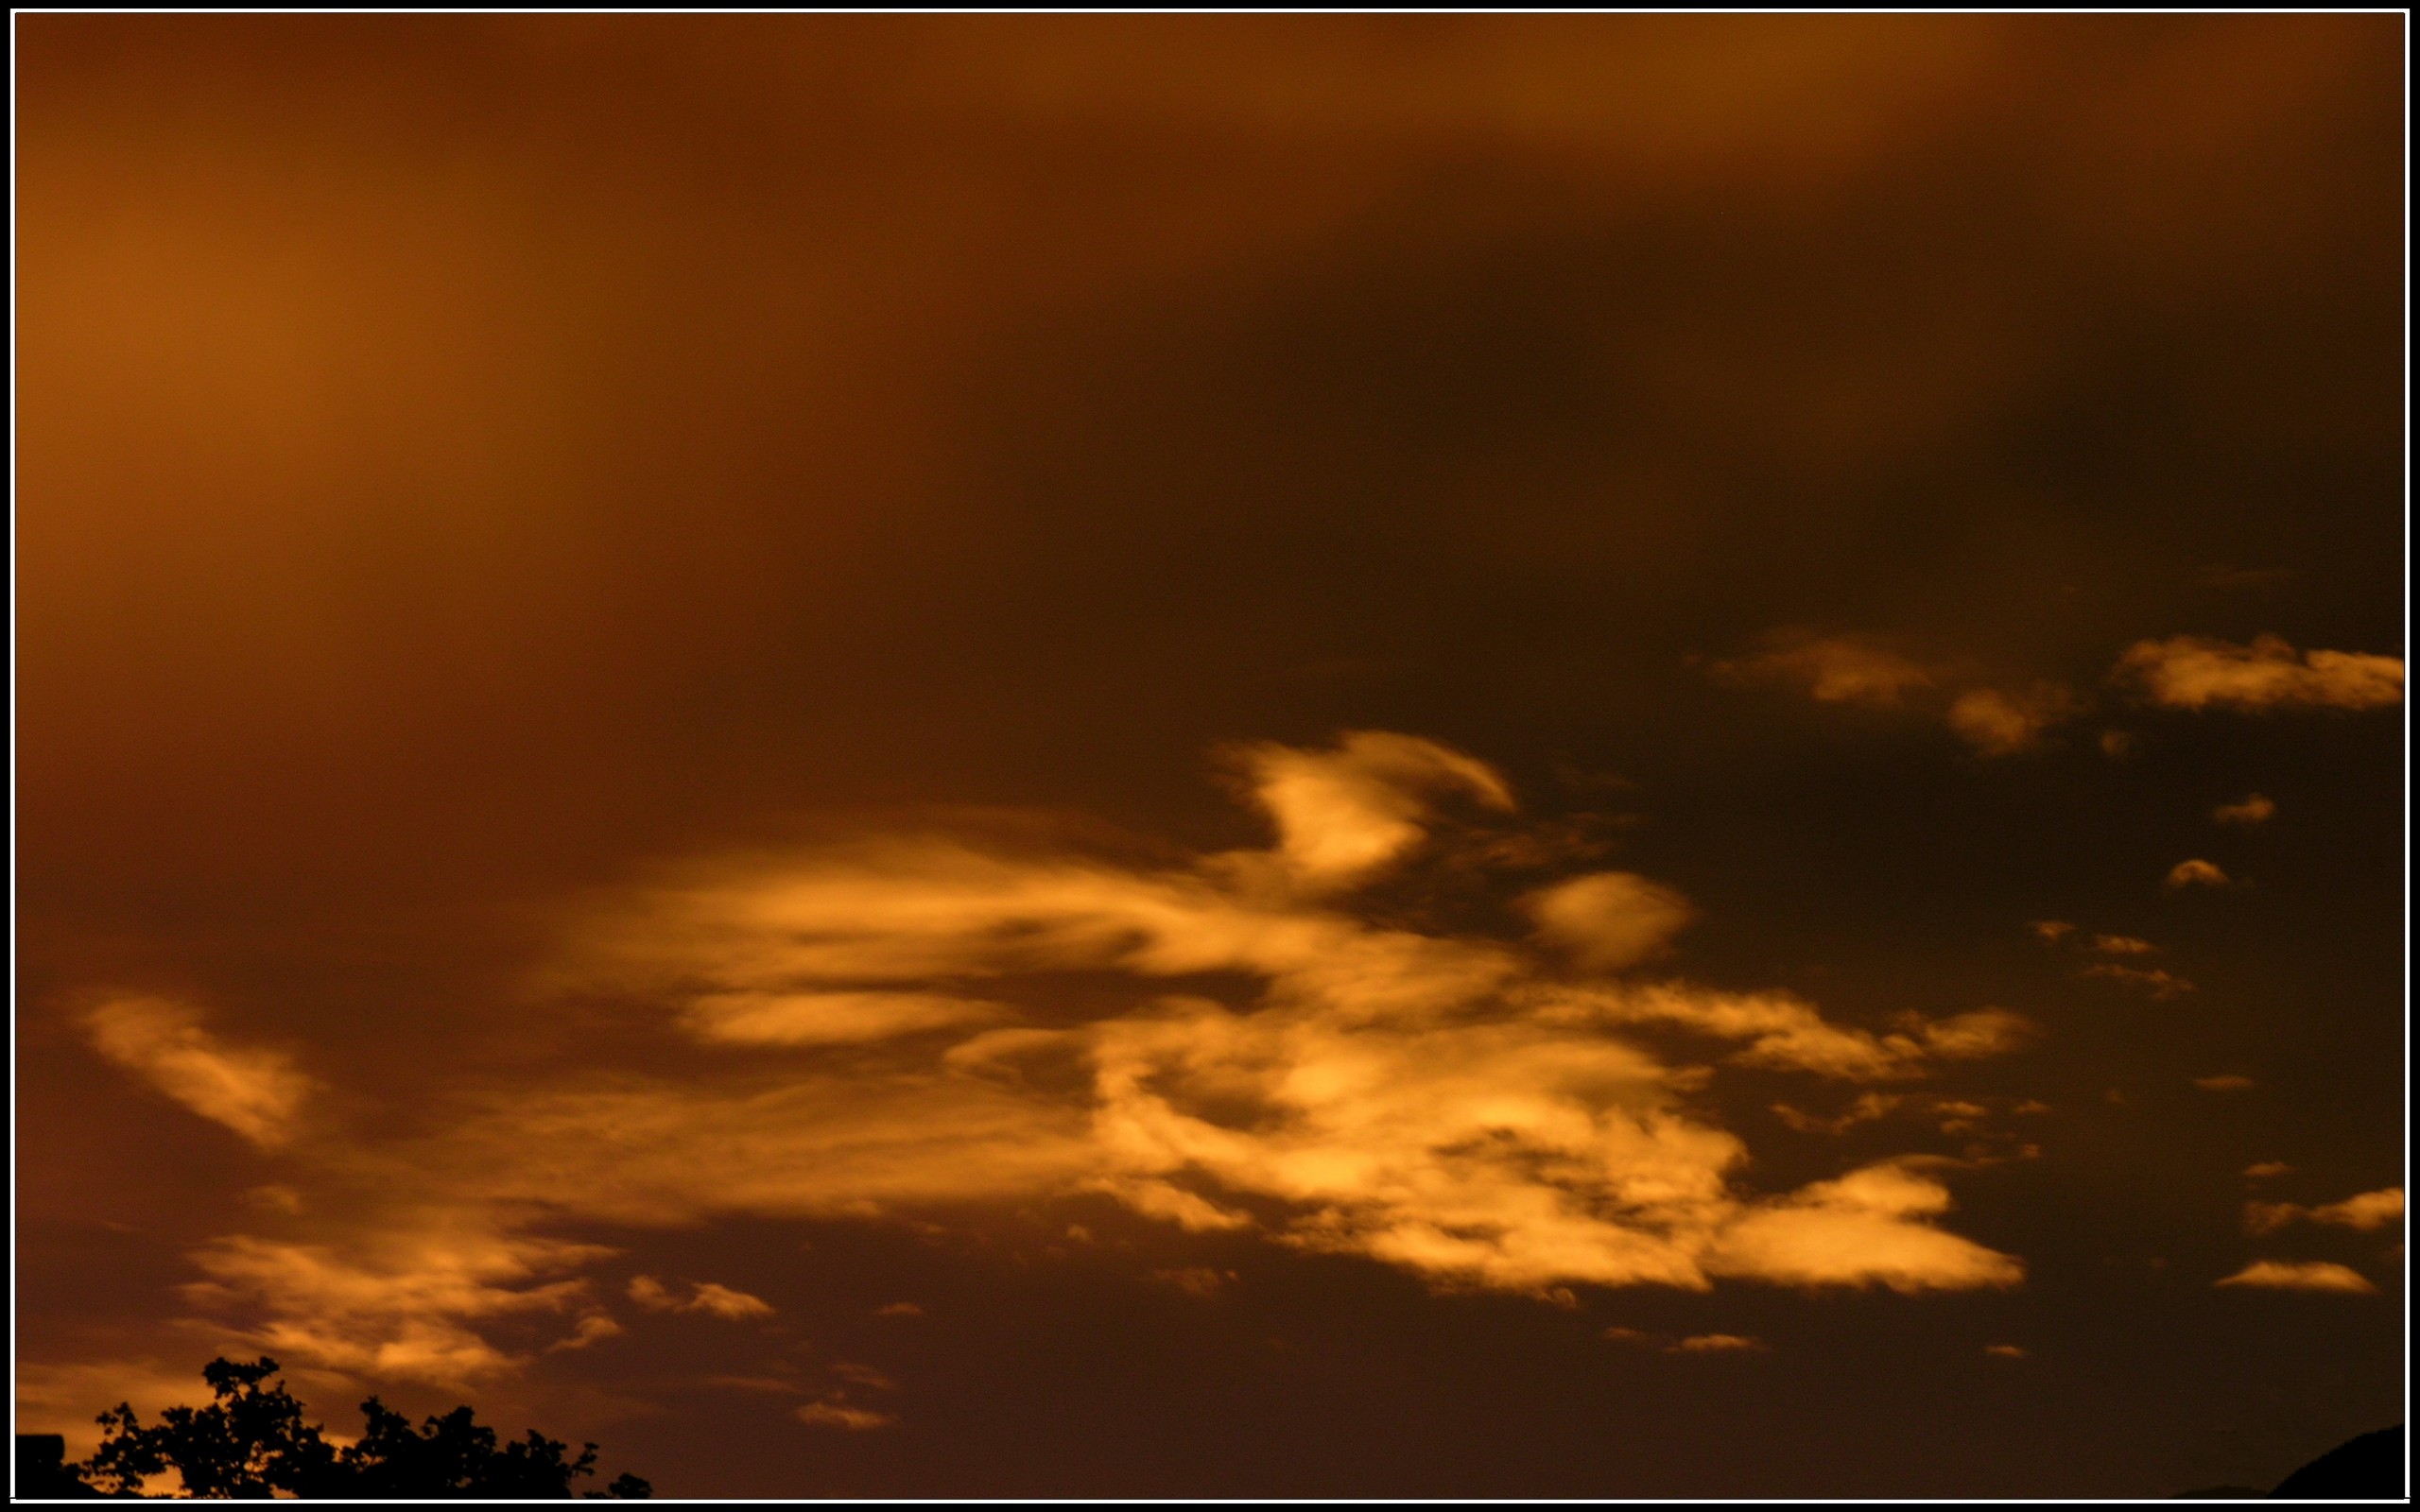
(72, 1356), (650, 1499)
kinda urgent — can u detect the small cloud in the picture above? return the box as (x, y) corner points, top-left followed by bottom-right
(82, 996), (314, 1148)
(2243, 1161), (2292, 1180)
(628, 1275), (774, 1319)
(2215, 1261), (2377, 1294)
(544, 1314), (623, 1353)
(1153, 1266), (1238, 1298)
(830, 1361), (895, 1391)
(2083, 964), (2195, 1000)
(2090, 935), (2158, 955)
(1982, 1344), (2028, 1360)
(1946, 683), (2079, 757)
(2030, 920), (2076, 945)
(1601, 1327), (1656, 1346)
(874, 1301), (924, 1318)
(2098, 730), (2137, 760)
(2212, 794), (2276, 826)
(1668, 1333), (1764, 1353)
(1523, 871), (1697, 973)
(2112, 635), (2403, 713)
(1707, 631), (1932, 707)
(2164, 859), (2230, 890)
(2247, 1188), (2402, 1235)
(2194, 1074), (2256, 1092)
(797, 1401), (899, 1431)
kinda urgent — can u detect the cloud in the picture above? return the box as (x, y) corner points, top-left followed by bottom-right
(2083, 964), (2194, 1000)
(81, 996), (315, 1148)
(1945, 683), (2079, 756)
(2112, 635), (2403, 713)
(2212, 794), (2276, 826)
(796, 1401), (898, 1431)
(2029, 920), (2075, 944)
(1702, 1162), (2024, 1294)
(2243, 1161), (2292, 1180)
(2245, 1188), (2402, 1235)
(1522, 871), (1697, 972)
(176, 1226), (614, 1386)
(629, 1275), (775, 1319)
(2214, 1261), (2377, 1294)
(874, 1301), (925, 1317)
(2164, 859), (2230, 889)
(1982, 1344), (2028, 1360)
(2193, 1075), (2256, 1092)
(1231, 730), (1514, 889)
(1707, 632), (1933, 707)
(2090, 935), (2158, 955)
(126, 731), (2034, 1380)
(1668, 1332), (1763, 1353)
(680, 990), (1005, 1047)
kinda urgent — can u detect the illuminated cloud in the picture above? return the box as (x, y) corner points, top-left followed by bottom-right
(2083, 964), (2194, 1000)
(628, 1275), (775, 1319)
(1232, 730), (1514, 889)
(1707, 632), (1933, 707)
(1983, 1344), (2028, 1360)
(2244, 1161), (2292, 1180)
(2212, 794), (2276, 826)
(2112, 635), (2403, 713)
(177, 1227), (615, 1386)
(133, 733), (2035, 1380)
(2090, 935), (2157, 955)
(2163, 859), (2230, 890)
(1945, 683), (2078, 757)
(1703, 1162), (2024, 1294)
(796, 1402), (898, 1431)
(2245, 1188), (2402, 1235)
(2030, 920), (2075, 945)
(1668, 1333), (1763, 1353)
(2214, 1261), (2377, 1294)
(2193, 1075), (2256, 1092)
(82, 996), (314, 1148)
(1522, 871), (1697, 972)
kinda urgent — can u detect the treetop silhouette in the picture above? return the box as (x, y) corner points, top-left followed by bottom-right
(69, 1355), (650, 1499)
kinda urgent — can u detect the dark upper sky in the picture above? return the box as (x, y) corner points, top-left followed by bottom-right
(14, 14), (2405, 1499)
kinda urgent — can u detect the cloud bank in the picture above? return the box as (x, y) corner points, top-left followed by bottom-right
(85, 732), (2034, 1387)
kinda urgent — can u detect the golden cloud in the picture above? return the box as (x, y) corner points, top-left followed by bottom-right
(2112, 635), (2403, 713)
(112, 732), (2033, 1385)
(2212, 793), (2276, 826)
(1707, 632), (1933, 707)
(2163, 859), (2230, 890)
(1945, 683), (2078, 757)
(2214, 1260), (2377, 1294)
(2245, 1187), (2402, 1236)
(81, 996), (315, 1148)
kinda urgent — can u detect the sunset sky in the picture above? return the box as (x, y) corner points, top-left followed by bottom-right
(13, 14), (2406, 1499)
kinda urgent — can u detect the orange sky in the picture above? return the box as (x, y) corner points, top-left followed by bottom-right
(15, 14), (2405, 1497)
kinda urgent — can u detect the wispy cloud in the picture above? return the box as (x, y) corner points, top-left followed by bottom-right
(2212, 794), (2276, 826)
(2083, 964), (2194, 1000)
(1945, 683), (2078, 757)
(1706, 632), (1933, 707)
(81, 996), (315, 1149)
(2245, 1187), (2401, 1235)
(103, 732), (2034, 1386)
(2214, 1260), (2377, 1294)
(2164, 859), (2230, 890)
(2113, 635), (2402, 713)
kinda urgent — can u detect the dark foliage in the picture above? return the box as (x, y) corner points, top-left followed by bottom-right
(70, 1356), (650, 1499)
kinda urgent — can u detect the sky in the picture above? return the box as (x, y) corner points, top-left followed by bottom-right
(12, 13), (2407, 1500)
